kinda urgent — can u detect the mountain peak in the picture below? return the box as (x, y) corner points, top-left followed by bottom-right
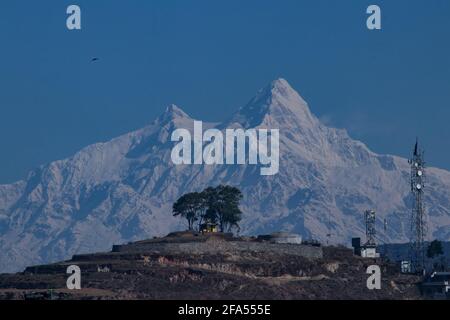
(229, 78), (315, 128)
(264, 78), (308, 106)
(165, 104), (189, 118)
(268, 78), (296, 95)
(156, 104), (191, 125)
(1, 78), (450, 275)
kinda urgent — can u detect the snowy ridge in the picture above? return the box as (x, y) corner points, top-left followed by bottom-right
(0, 78), (449, 273)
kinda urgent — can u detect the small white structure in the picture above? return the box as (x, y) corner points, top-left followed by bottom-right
(401, 261), (412, 273)
(97, 265), (111, 273)
(270, 232), (302, 244)
(361, 246), (380, 258)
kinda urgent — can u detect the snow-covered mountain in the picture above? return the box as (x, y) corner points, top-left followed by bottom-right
(1, 79), (449, 273)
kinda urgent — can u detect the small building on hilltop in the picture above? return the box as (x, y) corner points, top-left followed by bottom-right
(351, 237), (380, 258)
(257, 232), (302, 244)
(200, 222), (218, 234)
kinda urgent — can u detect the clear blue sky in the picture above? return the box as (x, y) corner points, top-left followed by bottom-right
(0, 0), (449, 183)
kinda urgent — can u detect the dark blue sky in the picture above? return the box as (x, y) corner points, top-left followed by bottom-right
(0, 0), (449, 183)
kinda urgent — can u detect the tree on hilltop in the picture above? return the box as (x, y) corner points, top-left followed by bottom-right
(172, 192), (204, 230)
(172, 185), (243, 233)
(427, 239), (444, 259)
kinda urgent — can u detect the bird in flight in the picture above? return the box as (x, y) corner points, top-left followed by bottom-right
(91, 57), (99, 62)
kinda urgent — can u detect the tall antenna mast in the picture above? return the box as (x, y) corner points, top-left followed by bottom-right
(408, 138), (427, 273)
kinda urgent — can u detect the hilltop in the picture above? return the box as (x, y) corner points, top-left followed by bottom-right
(0, 232), (421, 300)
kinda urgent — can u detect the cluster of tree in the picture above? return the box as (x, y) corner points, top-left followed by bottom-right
(172, 185), (243, 233)
(427, 240), (447, 272)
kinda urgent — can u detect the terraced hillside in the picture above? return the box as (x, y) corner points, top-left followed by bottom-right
(0, 232), (422, 300)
